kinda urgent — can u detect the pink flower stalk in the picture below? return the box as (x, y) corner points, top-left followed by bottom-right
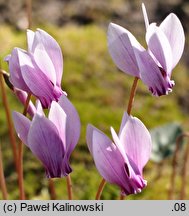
(5, 29), (64, 108)
(86, 112), (152, 195)
(12, 94), (80, 178)
(14, 88), (36, 117)
(108, 4), (185, 96)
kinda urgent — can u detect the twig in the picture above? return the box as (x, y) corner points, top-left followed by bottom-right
(26, 0), (32, 29)
(0, 144), (8, 199)
(18, 93), (31, 200)
(127, 77), (139, 115)
(48, 179), (56, 200)
(0, 70), (18, 172)
(168, 133), (189, 199)
(95, 179), (106, 200)
(66, 174), (73, 200)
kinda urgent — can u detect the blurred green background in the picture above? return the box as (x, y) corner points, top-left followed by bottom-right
(0, 0), (189, 199)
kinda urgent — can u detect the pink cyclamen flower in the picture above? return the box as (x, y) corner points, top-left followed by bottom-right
(12, 94), (80, 178)
(108, 4), (185, 96)
(86, 112), (152, 195)
(5, 29), (64, 108)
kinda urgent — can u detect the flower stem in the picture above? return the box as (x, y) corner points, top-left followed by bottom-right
(120, 193), (125, 200)
(18, 93), (31, 200)
(168, 133), (189, 199)
(180, 140), (189, 199)
(48, 179), (56, 200)
(66, 174), (73, 200)
(0, 144), (8, 199)
(127, 77), (139, 115)
(95, 178), (106, 200)
(0, 70), (18, 172)
(26, 0), (32, 29)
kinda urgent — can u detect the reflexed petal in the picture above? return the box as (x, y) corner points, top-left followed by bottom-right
(27, 30), (35, 52)
(12, 111), (31, 146)
(4, 54), (11, 62)
(136, 49), (173, 96)
(35, 100), (45, 116)
(8, 48), (30, 92)
(33, 43), (56, 85)
(108, 23), (143, 77)
(87, 125), (129, 189)
(146, 24), (172, 74)
(111, 125), (141, 177)
(28, 114), (66, 178)
(160, 13), (185, 69)
(17, 49), (55, 107)
(142, 3), (149, 30)
(118, 113), (152, 174)
(110, 127), (130, 169)
(32, 29), (63, 87)
(119, 111), (130, 135)
(58, 94), (80, 158)
(48, 101), (67, 150)
(86, 124), (94, 155)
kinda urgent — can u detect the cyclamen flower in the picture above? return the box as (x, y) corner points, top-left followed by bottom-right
(86, 112), (152, 195)
(5, 29), (64, 108)
(108, 4), (185, 96)
(12, 94), (80, 178)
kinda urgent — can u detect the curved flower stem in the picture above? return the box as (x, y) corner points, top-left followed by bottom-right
(127, 77), (139, 115)
(48, 178), (56, 200)
(180, 140), (189, 199)
(18, 93), (31, 200)
(0, 144), (8, 199)
(66, 174), (73, 200)
(22, 93), (32, 116)
(0, 71), (18, 171)
(120, 193), (125, 200)
(168, 133), (189, 199)
(95, 178), (106, 200)
(26, 0), (32, 29)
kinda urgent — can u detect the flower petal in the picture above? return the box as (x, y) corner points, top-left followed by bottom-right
(58, 94), (80, 158)
(136, 49), (174, 96)
(27, 29), (35, 53)
(17, 48), (56, 107)
(31, 29), (63, 87)
(108, 23), (144, 77)
(35, 100), (45, 116)
(160, 13), (185, 69)
(33, 44), (57, 85)
(118, 112), (152, 174)
(8, 48), (30, 92)
(86, 124), (94, 155)
(142, 3), (149, 31)
(12, 111), (31, 146)
(28, 114), (67, 178)
(110, 126), (131, 170)
(86, 125), (130, 189)
(48, 101), (67, 151)
(146, 24), (173, 75)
